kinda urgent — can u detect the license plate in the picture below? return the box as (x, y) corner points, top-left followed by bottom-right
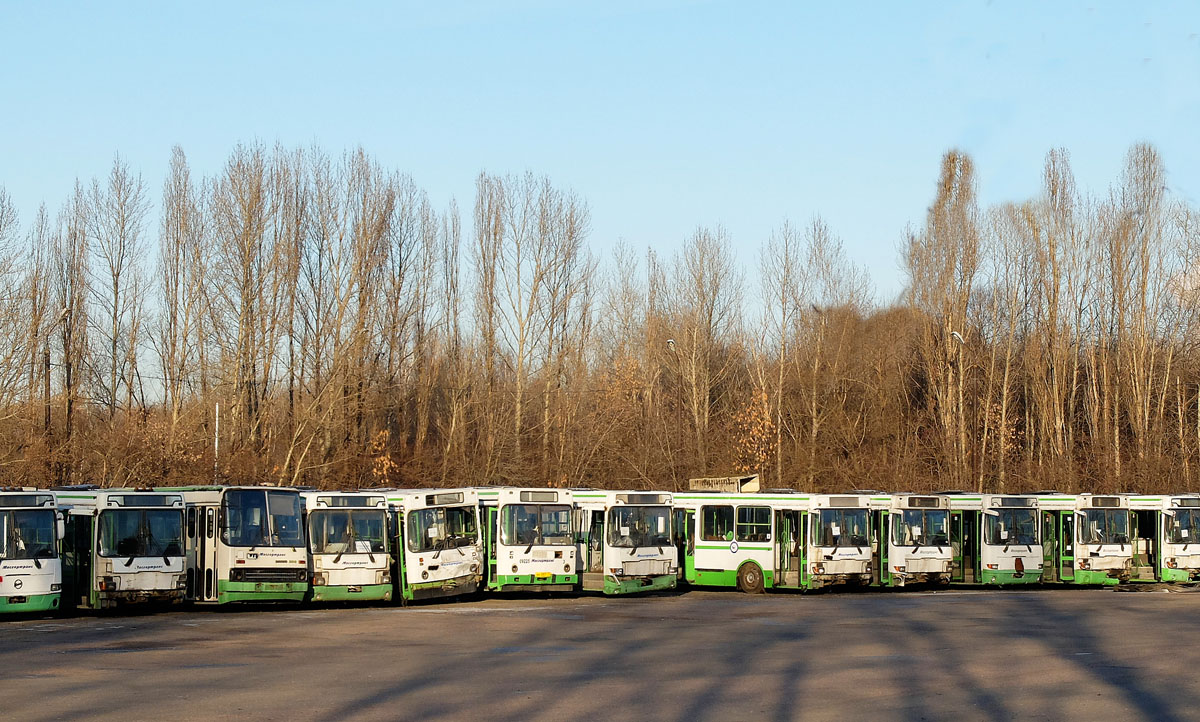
(535, 572), (552, 579)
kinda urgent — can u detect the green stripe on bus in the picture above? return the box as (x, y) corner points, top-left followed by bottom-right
(676, 491), (806, 496)
(695, 544), (773, 551)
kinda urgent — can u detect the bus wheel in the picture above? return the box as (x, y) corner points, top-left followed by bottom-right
(737, 563), (765, 594)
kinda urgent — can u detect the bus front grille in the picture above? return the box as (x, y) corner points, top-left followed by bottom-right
(231, 568), (307, 583)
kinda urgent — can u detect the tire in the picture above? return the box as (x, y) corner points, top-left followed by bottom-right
(737, 563), (765, 594)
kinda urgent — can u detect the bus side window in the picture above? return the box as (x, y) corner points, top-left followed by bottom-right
(187, 507), (196, 539)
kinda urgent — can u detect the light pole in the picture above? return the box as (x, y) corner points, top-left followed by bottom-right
(667, 338), (682, 489)
(41, 307), (70, 482)
(951, 329), (965, 488)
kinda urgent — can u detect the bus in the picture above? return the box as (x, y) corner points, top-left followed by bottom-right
(165, 486), (308, 604)
(1069, 494), (1133, 585)
(806, 493), (875, 590)
(942, 493), (1043, 586)
(385, 488), (483, 603)
(478, 487), (578, 593)
(673, 491), (809, 593)
(1124, 494), (1200, 583)
(575, 490), (676, 595)
(301, 491), (392, 603)
(54, 487), (186, 609)
(0, 488), (62, 613)
(877, 494), (952, 587)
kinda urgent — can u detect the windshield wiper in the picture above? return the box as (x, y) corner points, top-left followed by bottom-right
(333, 528), (353, 564)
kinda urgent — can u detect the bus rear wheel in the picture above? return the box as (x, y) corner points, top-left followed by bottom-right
(737, 563), (765, 594)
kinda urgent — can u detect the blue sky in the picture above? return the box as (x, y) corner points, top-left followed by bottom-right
(2, 1), (1198, 301)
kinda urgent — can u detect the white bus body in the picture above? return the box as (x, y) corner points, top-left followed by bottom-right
(0, 489), (62, 613)
(807, 493), (874, 588)
(479, 487), (578, 593)
(55, 487), (186, 609)
(386, 488), (483, 602)
(301, 491), (392, 603)
(169, 486), (309, 604)
(1073, 494), (1133, 584)
(885, 494), (952, 586)
(575, 490), (676, 595)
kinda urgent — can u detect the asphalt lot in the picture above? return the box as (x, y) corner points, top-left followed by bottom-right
(2, 587), (1198, 721)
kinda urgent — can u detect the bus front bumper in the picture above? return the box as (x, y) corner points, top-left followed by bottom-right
(216, 580), (308, 603)
(0, 592), (60, 613)
(603, 573), (676, 595)
(309, 583), (393, 603)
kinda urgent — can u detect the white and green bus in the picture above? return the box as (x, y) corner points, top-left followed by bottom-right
(55, 487), (186, 609)
(806, 493), (875, 589)
(0, 488), (62, 613)
(385, 488), (483, 603)
(301, 491), (392, 603)
(575, 490), (676, 595)
(478, 487), (578, 593)
(673, 491), (808, 593)
(1151, 494), (1200, 583)
(941, 493), (1043, 586)
(878, 494), (953, 587)
(673, 492), (875, 593)
(1120, 494), (1200, 584)
(166, 486), (309, 604)
(1069, 494), (1133, 585)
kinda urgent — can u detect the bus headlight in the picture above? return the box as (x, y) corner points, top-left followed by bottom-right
(376, 571), (391, 585)
(312, 573), (327, 586)
(421, 570), (429, 580)
(1078, 559), (1091, 570)
(99, 576), (119, 591)
(51, 583), (61, 592)
(176, 574), (187, 589)
(1166, 558), (1178, 569)
(812, 565), (825, 575)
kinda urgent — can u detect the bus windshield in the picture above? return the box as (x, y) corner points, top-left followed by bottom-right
(1168, 509), (1200, 544)
(0, 509), (57, 560)
(607, 506), (671, 548)
(1082, 509), (1130, 545)
(222, 490), (304, 547)
(500, 504), (573, 546)
(99, 509), (184, 558)
(308, 509), (387, 555)
(407, 506), (478, 553)
(815, 508), (869, 547)
(892, 510), (949, 546)
(984, 508), (1038, 546)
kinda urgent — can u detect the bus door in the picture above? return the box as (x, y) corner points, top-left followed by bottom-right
(676, 509), (696, 582)
(1041, 511), (1059, 582)
(391, 509), (409, 603)
(950, 511), (964, 582)
(63, 512), (93, 608)
(773, 509), (801, 588)
(200, 506), (219, 601)
(873, 509), (889, 586)
(582, 510), (605, 591)
(1058, 512), (1075, 582)
(185, 506), (198, 598)
(962, 511), (978, 583)
(486, 506), (499, 588)
(798, 510), (809, 588)
(1132, 510), (1156, 580)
